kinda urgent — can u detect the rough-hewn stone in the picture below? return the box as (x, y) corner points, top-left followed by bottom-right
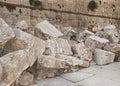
(94, 49), (115, 65)
(0, 18), (15, 48)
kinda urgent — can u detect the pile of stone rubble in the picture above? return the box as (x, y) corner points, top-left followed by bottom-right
(0, 18), (120, 86)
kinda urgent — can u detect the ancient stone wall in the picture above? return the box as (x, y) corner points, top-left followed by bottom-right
(0, 0), (120, 28)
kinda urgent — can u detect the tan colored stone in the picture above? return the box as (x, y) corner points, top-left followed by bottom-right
(85, 36), (109, 51)
(73, 42), (93, 62)
(0, 29), (45, 86)
(19, 71), (34, 86)
(0, 18), (15, 48)
(104, 43), (120, 61)
(15, 20), (28, 30)
(38, 55), (65, 69)
(45, 38), (72, 56)
(35, 20), (63, 39)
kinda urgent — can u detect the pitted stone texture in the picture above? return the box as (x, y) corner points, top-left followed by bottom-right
(103, 25), (119, 43)
(85, 36), (109, 52)
(94, 49), (115, 65)
(15, 20), (28, 30)
(72, 42), (93, 62)
(0, 29), (45, 86)
(0, 18), (15, 48)
(104, 43), (120, 61)
(57, 55), (90, 68)
(18, 71), (34, 86)
(45, 38), (72, 56)
(37, 55), (65, 69)
(35, 20), (63, 39)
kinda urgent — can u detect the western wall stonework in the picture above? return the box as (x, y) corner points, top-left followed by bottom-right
(0, 0), (119, 29)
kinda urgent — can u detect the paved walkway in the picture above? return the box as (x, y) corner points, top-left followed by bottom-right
(31, 62), (120, 86)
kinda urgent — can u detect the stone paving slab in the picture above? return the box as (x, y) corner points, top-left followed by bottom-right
(30, 77), (75, 86)
(61, 71), (94, 83)
(76, 75), (120, 86)
(31, 62), (120, 86)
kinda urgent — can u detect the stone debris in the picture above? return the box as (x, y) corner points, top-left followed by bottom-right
(103, 25), (119, 43)
(44, 38), (73, 56)
(72, 42), (92, 62)
(94, 49), (115, 65)
(0, 17), (119, 86)
(35, 20), (63, 39)
(15, 20), (28, 30)
(0, 18), (15, 49)
(85, 35), (109, 51)
(104, 43), (120, 61)
(18, 71), (34, 86)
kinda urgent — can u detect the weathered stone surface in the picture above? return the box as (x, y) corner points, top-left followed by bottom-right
(72, 42), (93, 62)
(15, 20), (28, 30)
(94, 49), (115, 65)
(85, 36), (109, 51)
(57, 55), (90, 68)
(37, 55), (65, 69)
(45, 38), (72, 56)
(76, 30), (94, 42)
(0, 29), (45, 86)
(88, 25), (103, 33)
(104, 25), (119, 43)
(35, 20), (63, 39)
(104, 43), (120, 61)
(18, 71), (34, 86)
(0, 18), (15, 48)
(36, 68), (58, 80)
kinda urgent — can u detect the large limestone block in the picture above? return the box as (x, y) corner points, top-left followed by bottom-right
(76, 30), (94, 42)
(104, 43), (120, 61)
(73, 42), (93, 62)
(37, 55), (65, 69)
(104, 25), (119, 43)
(0, 18), (15, 48)
(85, 36), (109, 51)
(0, 29), (45, 86)
(57, 55), (90, 68)
(44, 38), (73, 56)
(35, 20), (63, 39)
(94, 49), (115, 65)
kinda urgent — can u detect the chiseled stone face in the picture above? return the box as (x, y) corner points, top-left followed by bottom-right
(94, 49), (115, 65)
(45, 38), (73, 56)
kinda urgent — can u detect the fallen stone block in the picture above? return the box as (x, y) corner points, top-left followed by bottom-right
(35, 20), (63, 39)
(103, 25), (119, 43)
(104, 43), (120, 61)
(72, 42), (93, 62)
(15, 20), (28, 31)
(85, 36), (109, 51)
(0, 29), (45, 86)
(76, 30), (94, 42)
(94, 49), (115, 65)
(0, 18), (15, 49)
(44, 38), (73, 56)
(57, 55), (90, 69)
(37, 55), (65, 69)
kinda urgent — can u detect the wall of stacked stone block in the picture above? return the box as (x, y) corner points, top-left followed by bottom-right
(0, 0), (120, 29)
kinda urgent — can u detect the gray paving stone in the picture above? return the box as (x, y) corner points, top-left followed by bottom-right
(61, 71), (94, 83)
(76, 75), (120, 86)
